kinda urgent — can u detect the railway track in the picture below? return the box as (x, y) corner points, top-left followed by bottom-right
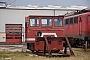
(0, 43), (27, 52)
(35, 52), (70, 57)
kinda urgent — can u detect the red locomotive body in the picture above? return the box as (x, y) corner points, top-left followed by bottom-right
(64, 9), (90, 47)
(25, 16), (64, 52)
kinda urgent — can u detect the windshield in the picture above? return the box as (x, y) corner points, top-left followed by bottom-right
(41, 18), (52, 26)
(54, 18), (62, 26)
(30, 18), (39, 26)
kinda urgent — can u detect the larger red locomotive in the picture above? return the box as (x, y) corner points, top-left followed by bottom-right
(64, 9), (90, 47)
(25, 16), (64, 53)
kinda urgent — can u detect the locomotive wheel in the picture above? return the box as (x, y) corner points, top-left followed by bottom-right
(31, 50), (34, 53)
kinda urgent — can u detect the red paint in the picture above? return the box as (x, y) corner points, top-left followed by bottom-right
(64, 12), (90, 38)
(35, 41), (63, 51)
(5, 24), (22, 43)
(6, 39), (22, 43)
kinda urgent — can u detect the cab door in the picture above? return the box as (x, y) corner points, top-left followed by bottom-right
(78, 16), (82, 35)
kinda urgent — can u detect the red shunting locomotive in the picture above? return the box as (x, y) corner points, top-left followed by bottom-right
(25, 16), (64, 53)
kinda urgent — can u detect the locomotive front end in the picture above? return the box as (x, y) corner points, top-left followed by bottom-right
(25, 16), (64, 53)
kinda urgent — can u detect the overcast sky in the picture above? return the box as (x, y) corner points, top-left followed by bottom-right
(1, 0), (90, 7)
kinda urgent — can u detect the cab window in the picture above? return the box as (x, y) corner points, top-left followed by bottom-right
(65, 18), (69, 25)
(41, 18), (52, 26)
(70, 18), (73, 24)
(30, 18), (39, 26)
(54, 18), (62, 26)
(74, 17), (78, 24)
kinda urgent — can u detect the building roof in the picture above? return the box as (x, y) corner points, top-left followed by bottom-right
(0, 2), (88, 10)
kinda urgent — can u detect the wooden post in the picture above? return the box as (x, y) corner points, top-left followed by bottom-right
(64, 40), (67, 54)
(66, 37), (74, 56)
(44, 40), (46, 55)
(45, 37), (52, 56)
(85, 41), (87, 52)
(84, 37), (88, 52)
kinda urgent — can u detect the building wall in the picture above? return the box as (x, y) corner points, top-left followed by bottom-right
(55, 10), (72, 16)
(0, 32), (6, 42)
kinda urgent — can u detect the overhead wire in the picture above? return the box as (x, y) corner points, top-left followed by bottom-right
(8, 0), (16, 5)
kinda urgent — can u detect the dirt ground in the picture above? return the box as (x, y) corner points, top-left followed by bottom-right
(0, 48), (90, 60)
